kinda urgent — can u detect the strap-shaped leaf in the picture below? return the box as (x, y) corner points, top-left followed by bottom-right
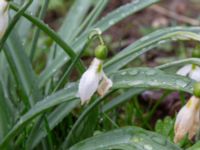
(111, 68), (193, 93)
(4, 32), (41, 106)
(46, 0), (94, 65)
(26, 101), (79, 149)
(102, 87), (144, 113)
(103, 58), (200, 113)
(187, 141), (200, 150)
(17, 0), (40, 39)
(105, 27), (200, 73)
(69, 126), (181, 150)
(0, 83), (10, 141)
(102, 58), (200, 112)
(0, 83), (79, 148)
(58, 0), (93, 43)
(157, 58), (200, 70)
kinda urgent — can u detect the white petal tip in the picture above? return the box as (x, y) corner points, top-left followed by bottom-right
(176, 65), (192, 76)
(97, 77), (113, 97)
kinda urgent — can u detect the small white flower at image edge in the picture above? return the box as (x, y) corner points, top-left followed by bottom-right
(0, 0), (9, 39)
(174, 96), (200, 143)
(176, 64), (192, 76)
(176, 64), (200, 81)
(189, 67), (200, 82)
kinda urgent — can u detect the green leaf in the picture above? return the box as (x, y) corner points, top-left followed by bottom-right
(157, 58), (200, 73)
(27, 100), (79, 149)
(58, 0), (93, 43)
(102, 59), (199, 113)
(155, 116), (175, 142)
(0, 83), (79, 148)
(4, 32), (41, 106)
(104, 27), (200, 73)
(111, 68), (193, 93)
(64, 103), (99, 148)
(17, 0), (40, 39)
(102, 87), (143, 113)
(0, 83), (10, 141)
(187, 141), (200, 150)
(69, 126), (181, 150)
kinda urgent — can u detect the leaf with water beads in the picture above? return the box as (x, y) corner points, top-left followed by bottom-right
(69, 127), (181, 150)
(110, 67), (194, 93)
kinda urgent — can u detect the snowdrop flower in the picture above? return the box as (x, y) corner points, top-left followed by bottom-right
(174, 96), (200, 143)
(77, 58), (112, 105)
(0, 0), (9, 39)
(177, 64), (200, 82)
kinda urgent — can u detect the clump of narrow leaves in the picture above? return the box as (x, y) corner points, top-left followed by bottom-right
(0, 0), (200, 149)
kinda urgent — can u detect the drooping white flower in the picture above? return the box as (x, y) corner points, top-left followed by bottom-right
(77, 58), (113, 105)
(177, 64), (200, 82)
(0, 0), (9, 39)
(174, 96), (200, 143)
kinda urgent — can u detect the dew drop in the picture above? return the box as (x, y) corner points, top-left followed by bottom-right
(158, 40), (166, 45)
(52, 69), (57, 73)
(121, 13), (126, 18)
(129, 80), (143, 86)
(148, 80), (158, 86)
(129, 70), (138, 75)
(121, 71), (127, 75)
(131, 137), (140, 143)
(142, 36), (150, 41)
(108, 20), (114, 26)
(145, 70), (156, 76)
(63, 57), (67, 61)
(176, 80), (187, 88)
(144, 145), (153, 150)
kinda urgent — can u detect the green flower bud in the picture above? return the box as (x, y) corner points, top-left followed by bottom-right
(193, 82), (200, 98)
(94, 45), (108, 60)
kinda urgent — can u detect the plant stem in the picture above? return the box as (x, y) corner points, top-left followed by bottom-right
(29, 0), (50, 61)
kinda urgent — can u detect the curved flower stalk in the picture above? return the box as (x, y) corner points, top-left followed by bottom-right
(0, 0), (9, 39)
(177, 64), (200, 81)
(77, 58), (113, 105)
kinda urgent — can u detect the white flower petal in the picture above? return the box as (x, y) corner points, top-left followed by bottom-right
(77, 58), (103, 105)
(189, 110), (200, 139)
(189, 67), (200, 81)
(176, 64), (192, 76)
(97, 73), (113, 96)
(0, 0), (8, 39)
(174, 96), (200, 143)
